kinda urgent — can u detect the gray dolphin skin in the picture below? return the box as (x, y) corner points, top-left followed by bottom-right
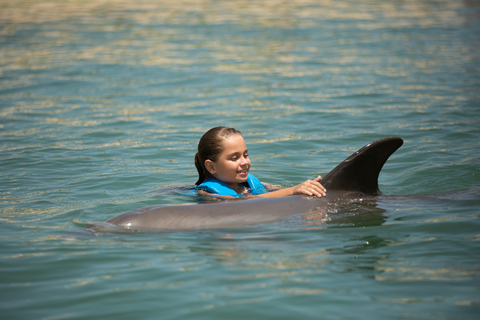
(97, 137), (403, 232)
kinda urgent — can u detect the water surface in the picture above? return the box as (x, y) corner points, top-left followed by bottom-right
(1, 0), (479, 319)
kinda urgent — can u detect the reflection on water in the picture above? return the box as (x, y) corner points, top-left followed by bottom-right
(0, 0), (472, 75)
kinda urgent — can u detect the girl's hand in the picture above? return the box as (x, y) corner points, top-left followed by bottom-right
(292, 176), (326, 197)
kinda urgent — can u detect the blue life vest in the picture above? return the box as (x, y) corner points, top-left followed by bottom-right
(198, 174), (267, 197)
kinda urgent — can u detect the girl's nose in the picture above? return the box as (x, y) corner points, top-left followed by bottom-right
(240, 156), (249, 166)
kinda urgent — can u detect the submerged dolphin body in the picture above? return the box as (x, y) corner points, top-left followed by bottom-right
(96, 137), (403, 232)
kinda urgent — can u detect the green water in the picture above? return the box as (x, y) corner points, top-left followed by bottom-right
(1, 0), (479, 319)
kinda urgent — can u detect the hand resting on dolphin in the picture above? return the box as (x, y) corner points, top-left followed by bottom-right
(88, 137), (403, 232)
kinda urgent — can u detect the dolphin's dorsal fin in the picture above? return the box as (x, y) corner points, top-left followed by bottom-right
(320, 137), (403, 195)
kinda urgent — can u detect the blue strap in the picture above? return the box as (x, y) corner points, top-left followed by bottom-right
(198, 178), (240, 197)
(198, 174), (267, 197)
(246, 174), (267, 195)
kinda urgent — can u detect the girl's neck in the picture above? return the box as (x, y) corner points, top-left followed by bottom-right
(228, 182), (246, 194)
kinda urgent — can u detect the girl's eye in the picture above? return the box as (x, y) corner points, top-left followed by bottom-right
(230, 153), (248, 161)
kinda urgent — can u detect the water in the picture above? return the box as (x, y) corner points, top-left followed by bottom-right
(1, 0), (479, 319)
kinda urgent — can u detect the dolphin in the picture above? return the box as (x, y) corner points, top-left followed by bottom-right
(88, 137), (403, 232)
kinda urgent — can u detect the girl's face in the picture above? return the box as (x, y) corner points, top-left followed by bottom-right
(206, 134), (251, 188)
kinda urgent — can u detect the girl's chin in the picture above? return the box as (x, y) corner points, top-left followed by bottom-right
(237, 172), (249, 180)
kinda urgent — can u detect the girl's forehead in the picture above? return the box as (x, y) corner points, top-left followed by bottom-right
(221, 134), (247, 150)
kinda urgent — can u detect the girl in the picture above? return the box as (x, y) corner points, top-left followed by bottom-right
(194, 126), (326, 199)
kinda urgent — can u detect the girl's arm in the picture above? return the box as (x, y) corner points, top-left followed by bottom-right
(258, 176), (326, 198)
(263, 182), (282, 191)
(197, 176), (326, 200)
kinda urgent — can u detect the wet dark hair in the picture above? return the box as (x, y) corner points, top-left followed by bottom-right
(195, 126), (243, 185)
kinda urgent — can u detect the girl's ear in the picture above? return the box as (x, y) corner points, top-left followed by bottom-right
(204, 159), (216, 175)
